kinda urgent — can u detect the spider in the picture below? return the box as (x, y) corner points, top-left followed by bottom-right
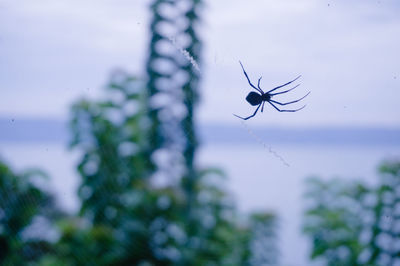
(234, 61), (310, 120)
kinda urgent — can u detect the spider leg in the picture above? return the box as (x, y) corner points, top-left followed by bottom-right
(239, 61), (263, 94)
(270, 84), (300, 96)
(257, 76), (264, 93)
(268, 101), (306, 112)
(233, 103), (262, 120)
(261, 101), (265, 112)
(267, 75), (301, 94)
(270, 91), (310, 105)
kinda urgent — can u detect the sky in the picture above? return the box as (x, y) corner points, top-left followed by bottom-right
(1, 0), (400, 127)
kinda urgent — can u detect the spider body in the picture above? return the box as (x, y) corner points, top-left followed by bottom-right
(234, 61), (310, 120)
(246, 91), (271, 106)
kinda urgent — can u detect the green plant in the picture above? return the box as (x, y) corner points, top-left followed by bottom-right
(303, 160), (400, 266)
(0, 158), (59, 265)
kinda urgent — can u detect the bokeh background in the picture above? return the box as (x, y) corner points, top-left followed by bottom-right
(1, 1), (400, 265)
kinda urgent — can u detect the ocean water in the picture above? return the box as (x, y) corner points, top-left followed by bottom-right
(1, 137), (399, 266)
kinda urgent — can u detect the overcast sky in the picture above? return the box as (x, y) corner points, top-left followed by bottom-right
(1, 0), (400, 127)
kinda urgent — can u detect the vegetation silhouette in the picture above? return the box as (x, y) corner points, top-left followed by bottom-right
(304, 160), (400, 265)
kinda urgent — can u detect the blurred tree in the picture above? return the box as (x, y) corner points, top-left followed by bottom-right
(146, 0), (202, 214)
(247, 213), (279, 266)
(44, 0), (280, 264)
(0, 158), (60, 265)
(11, 0), (281, 265)
(58, 69), (278, 265)
(2, 0), (279, 265)
(303, 160), (400, 266)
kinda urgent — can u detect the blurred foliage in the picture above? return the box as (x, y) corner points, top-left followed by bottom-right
(46, 0), (277, 265)
(248, 213), (279, 266)
(0, 158), (60, 265)
(1, 0), (279, 265)
(303, 160), (400, 266)
(48, 68), (277, 265)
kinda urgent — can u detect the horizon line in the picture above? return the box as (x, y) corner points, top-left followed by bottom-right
(1, 118), (399, 146)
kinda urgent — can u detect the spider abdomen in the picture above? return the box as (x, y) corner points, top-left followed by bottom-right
(246, 92), (263, 106)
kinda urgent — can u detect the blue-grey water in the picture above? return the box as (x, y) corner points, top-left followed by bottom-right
(1, 118), (399, 266)
(1, 118), (400, 146)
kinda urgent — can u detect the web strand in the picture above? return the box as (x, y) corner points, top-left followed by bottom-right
(168, 36), (201, 74)
(239, 120), (290, 167)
